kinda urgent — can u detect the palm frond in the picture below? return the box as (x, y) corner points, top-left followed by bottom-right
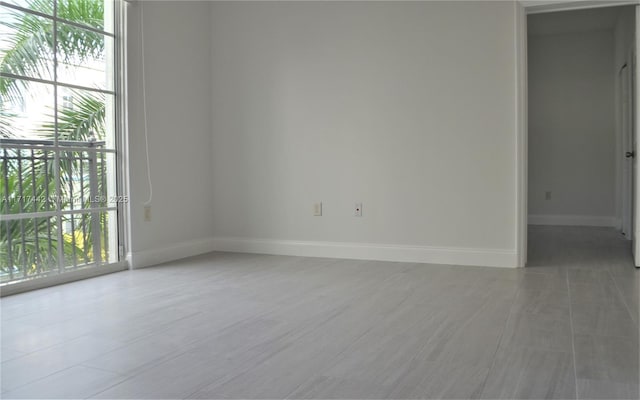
(0, 0), (106, 102)
(57, 0), (106, 32)
(38, 90), (106, 142)
(0, 10), (54, 103)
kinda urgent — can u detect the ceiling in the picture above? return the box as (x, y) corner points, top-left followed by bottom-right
(528, 6), (630, 36)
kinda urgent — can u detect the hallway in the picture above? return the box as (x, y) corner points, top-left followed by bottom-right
(526, 225), (639, 398)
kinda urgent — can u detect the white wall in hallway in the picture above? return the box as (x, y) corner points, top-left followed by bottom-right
(209, 1), (519, 267)
(126, 1), (215, 267)
(528, 29), (616, 226)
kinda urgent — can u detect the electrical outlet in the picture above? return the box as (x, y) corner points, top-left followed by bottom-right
(313, 202), (322, 216)
(545, 191), (552, 201)
(355, 202), (362, 217)
(144, 205), (152, 221)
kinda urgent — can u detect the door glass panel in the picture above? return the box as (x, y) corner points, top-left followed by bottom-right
(1, 1), (120, 287)
(0, 7), (54, 83)
(2, 0), (53, 15)
(1, 80), (55, 140)
(56, 23), (113, 91)
(57, 0), (113, 33)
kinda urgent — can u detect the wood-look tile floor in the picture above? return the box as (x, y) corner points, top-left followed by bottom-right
(1, 226), (638, 399)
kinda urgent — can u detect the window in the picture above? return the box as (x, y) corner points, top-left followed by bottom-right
(0, 0), (123, 286)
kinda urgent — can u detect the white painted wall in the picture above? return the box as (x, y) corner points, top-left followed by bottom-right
(528, 29), (616, 226)
(126, 1), (215, 267)
(210, 1), (519, 267)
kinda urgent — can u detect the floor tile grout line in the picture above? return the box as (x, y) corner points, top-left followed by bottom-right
(77, 362), (129, 376)
(1, 363), (79, 395)
(3, 308), (204, 369)
(0, 276), (155, 322)
(186, 267), (413, 399)
(89, 292), (339, 399)
(606, 263), (640, 400)
(6, 312), (222, 398)
(76, 363), (129, 377)
(473, 281), (522, 399)
(84, 346), (195, 400)
(1, 330), (105, 360)
(565, 267), (580, 400)
(282, 320), (383, 400)
(2, 335), (142, 395)
(84, 310), (275, 399)
(606, 266), (638, 325)
(192, 281), (393, 399)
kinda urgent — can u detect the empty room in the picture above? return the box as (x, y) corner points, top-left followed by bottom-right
(0, 1), (638, 399)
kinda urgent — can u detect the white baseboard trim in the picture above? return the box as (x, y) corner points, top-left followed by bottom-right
(528, 214), (619, 227)
(212, 237), (518, 268)
(128, 237), (216, 269)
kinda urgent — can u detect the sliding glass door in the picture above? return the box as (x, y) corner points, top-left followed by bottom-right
(0, 0), (122, 285)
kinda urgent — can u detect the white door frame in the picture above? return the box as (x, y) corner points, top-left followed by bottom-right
(634, 5), (640, 260)
(516, 0), (640, 267)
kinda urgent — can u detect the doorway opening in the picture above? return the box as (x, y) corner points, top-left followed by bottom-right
(525, 5), (638, 268)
